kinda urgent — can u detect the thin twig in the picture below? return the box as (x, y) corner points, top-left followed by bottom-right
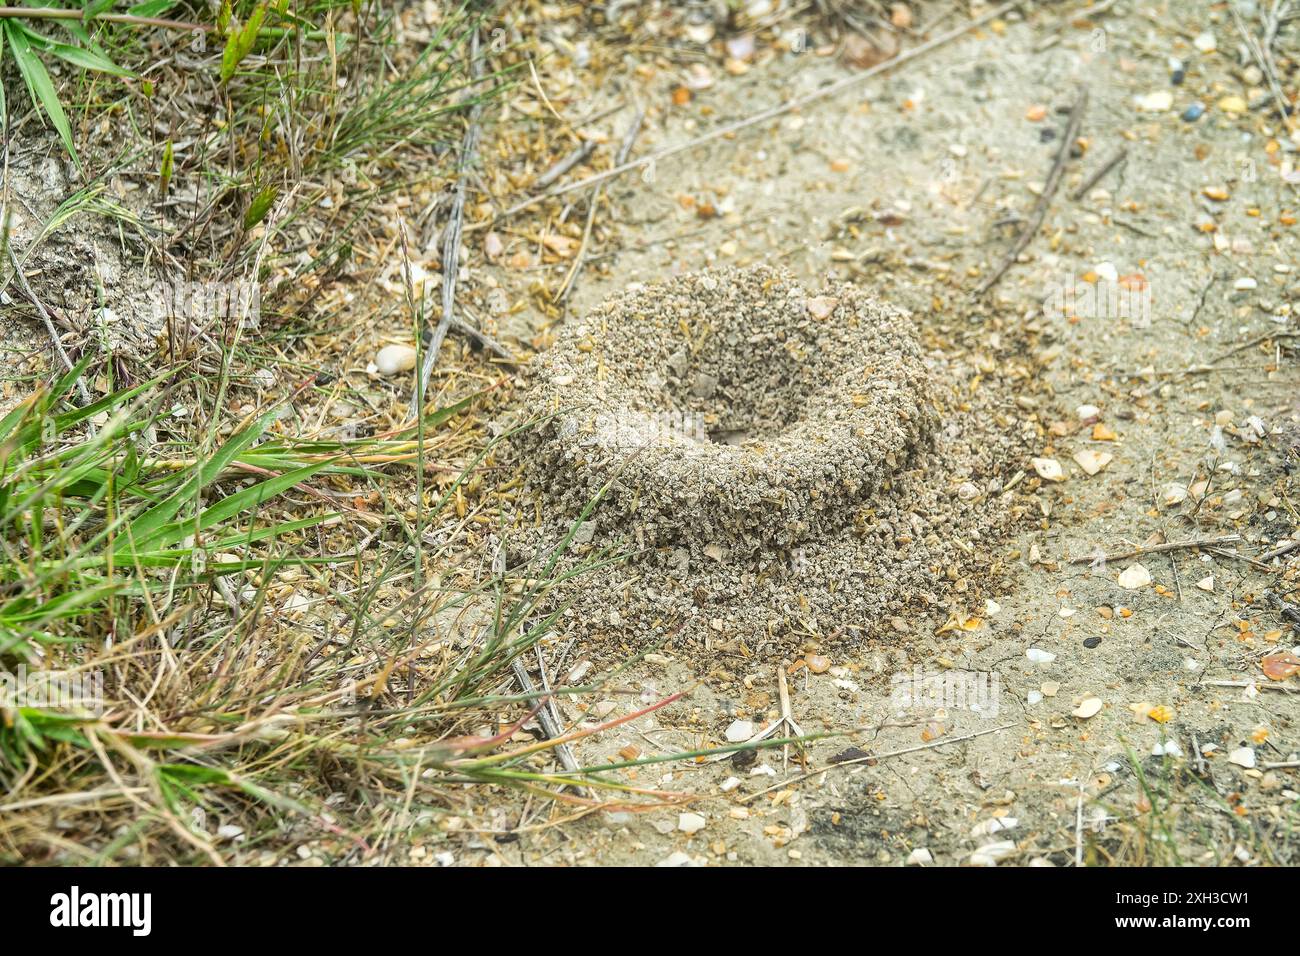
(1068, 534), (1241, 565)
(777, 664), (797, 771)
(1207, 547), (1274, 571)
(509, 657), (583, 779)
(412, 29), (484, 418)
(449, 312), (515, 362)
(1211, 330), (1300, 363)
(557, 108), (645, 303)
(6, 246), (91, 406)
(1074, 780), (1085, 867)
(975, 87), (1088, 297)
(0, 5), (207, 31)
(532, 141), (597, 190)
(1069, 145), (1127, 200)
(1266, 589), (1300, 629)
(1229, 0), (1292, 144)
(1259, 539), (1300, 563)
(1204, 680), (1297, 694)
(491, 0), (1021, 224)
(739, 722), (1014, 803)
(1192, 734), (1209, 777)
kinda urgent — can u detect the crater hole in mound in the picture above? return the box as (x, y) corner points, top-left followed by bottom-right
(657, 327), (827, 448)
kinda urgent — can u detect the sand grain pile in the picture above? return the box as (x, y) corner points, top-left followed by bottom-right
(508, 266), (1029, 658)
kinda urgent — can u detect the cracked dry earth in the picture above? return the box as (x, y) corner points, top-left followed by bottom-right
(462, 4), (1300, 867)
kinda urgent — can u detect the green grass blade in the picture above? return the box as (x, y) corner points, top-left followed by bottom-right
(136, 459), (336, 550)
(6, 23), (78, 162)
(122, 409), (277, 548)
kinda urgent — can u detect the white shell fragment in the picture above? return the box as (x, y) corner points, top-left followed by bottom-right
(375, 344), (417, 376)
(1117, 564), (1152, 589)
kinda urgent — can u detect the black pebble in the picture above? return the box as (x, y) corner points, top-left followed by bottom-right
(1083, 636), (1102, 649)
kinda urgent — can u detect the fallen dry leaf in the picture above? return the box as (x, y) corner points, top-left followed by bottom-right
(1261, 652), (1300, 681)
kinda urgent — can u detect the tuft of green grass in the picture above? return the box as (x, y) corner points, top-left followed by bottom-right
(0, 354), (337, 660)
(0, 0), (797, 867)
(0, 5), (133, 163)
(1085, 734), (1300, 866)
(0, 354), (726, 863)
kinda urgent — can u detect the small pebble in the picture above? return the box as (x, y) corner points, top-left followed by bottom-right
(678, 812), (707, 834)
(969, 841), (1016, 866)
(1181, 101), (1205, 122)
(1072, 697), (1103, 719)
(804, 296), (839, 320)
(1117, 563), (1152, 589)
(1073, 448), (1113, 476)
(1134, 90), (1173, 112)
(1031, 457), (1064, 482)
(724, 719), (755, 743)
(1228, 747), (1256, 769)
(375, 344), (417, 376)
(1168, 55), (1185, 85)
(1083, 636), (1102, 649)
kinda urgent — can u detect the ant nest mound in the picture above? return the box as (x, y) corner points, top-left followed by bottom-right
(514, 265), (1026, 656)
(526, 265), (933, 553)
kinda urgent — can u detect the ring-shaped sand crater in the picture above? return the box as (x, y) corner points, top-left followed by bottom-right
(525, 265), (935, 553)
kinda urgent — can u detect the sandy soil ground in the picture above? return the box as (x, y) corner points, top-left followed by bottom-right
(3, 1), (1297, 868)
(451, 3), (1300, 866)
